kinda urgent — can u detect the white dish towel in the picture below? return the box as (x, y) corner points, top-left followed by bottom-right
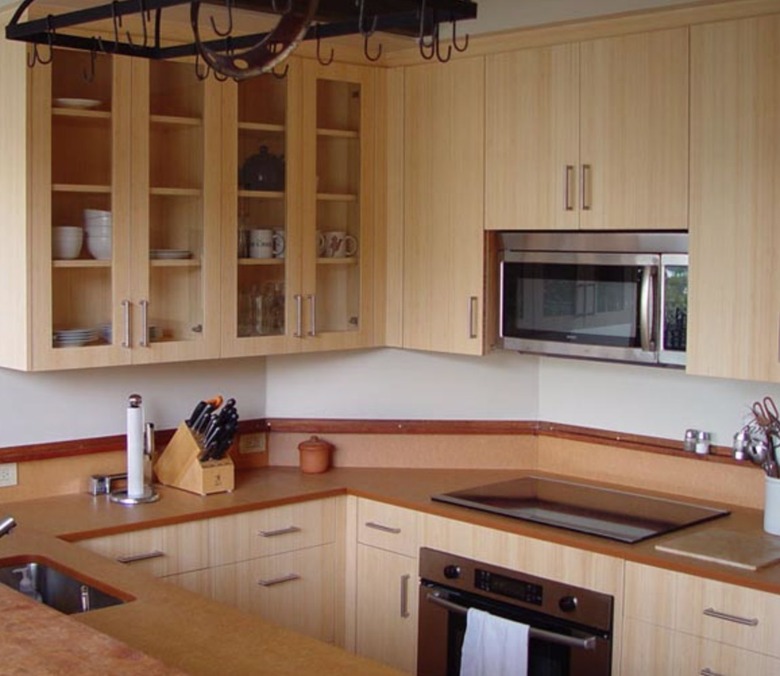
(460, 607), (530, 676)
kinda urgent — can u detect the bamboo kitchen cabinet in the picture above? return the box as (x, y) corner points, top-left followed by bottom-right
(687, 14), (780, 382)
(402, 56), (485, 355)
(220, 59), (377, 357)
(0, 34), (221, 371)
(485, 28), (689, 232)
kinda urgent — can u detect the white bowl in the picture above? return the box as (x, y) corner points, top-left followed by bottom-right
(52, 227), (83, 259)
(85, 223), (113, 236)
(86, 235), (112, 260)
(83, 209), (111, 219)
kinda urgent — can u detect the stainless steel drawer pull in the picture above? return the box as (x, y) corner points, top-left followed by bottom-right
(427, 592), (597, 651)
(700, 669), (725, 676)
(703, 607), (759, 626)
(294, 294), (303, 338)
(139, 299), (150, 347)
(257, 573), (301, 587)
(116, 550), (165, 564)
(365, 521), (402, 534)
(468, 296), (479, 339)
(257, 526), (301, 538)
(400, 573), (411, 618)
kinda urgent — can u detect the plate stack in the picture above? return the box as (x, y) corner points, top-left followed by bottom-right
(84, 209), (112, 260)
(53, 327), (98, 347)
(150, 249), (192, 260)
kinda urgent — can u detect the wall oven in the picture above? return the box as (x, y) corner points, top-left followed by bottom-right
(418, 548), (613, 676)
(499, 232), (688, 366)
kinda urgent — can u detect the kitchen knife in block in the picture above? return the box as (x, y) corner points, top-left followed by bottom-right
(153, 422), (234, 496)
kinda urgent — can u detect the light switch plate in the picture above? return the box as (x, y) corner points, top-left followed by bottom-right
(0, 463), (18, 488)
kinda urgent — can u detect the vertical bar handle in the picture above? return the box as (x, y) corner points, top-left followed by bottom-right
(294, 294), (303, 337)
(400, 573), (411, 618)
(139, 299), (150, 347)
(121, 299), (132, 348)
(581, 164), (592, 211)
(307, 294), (317, 337)
(564, 165), (575, 211)
(468, 296), (479, 339)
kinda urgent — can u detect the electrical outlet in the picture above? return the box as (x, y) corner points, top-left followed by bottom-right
(239, 432), (267, 455)
(0, 463), (18, 488)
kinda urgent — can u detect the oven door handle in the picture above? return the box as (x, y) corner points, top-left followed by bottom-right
(426, 592), (598, 652)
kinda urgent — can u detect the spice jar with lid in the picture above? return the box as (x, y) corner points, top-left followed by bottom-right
(298, 436), (334, 474)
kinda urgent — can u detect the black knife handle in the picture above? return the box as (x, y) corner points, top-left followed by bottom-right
(187, 401), (206, 428)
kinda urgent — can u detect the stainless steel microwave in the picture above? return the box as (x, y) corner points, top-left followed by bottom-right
(499, 232), (688, 366)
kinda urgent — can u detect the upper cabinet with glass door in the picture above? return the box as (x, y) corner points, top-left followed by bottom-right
(129, 59), (221, 364)
(29, 48), (133, 370)
(299, 61), (376, 352)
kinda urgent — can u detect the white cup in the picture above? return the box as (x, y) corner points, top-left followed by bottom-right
(273, 228), (286, 259)
(322, 231), (358, 258)
(765, 476), (780, 535)
(249, 229), (273, 259)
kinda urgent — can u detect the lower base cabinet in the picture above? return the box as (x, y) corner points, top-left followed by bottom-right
(355, 544), (418, 674)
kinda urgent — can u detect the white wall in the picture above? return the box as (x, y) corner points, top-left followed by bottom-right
(0, 358), (266, 446)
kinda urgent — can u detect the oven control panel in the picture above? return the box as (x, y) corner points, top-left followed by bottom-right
(475, 569), (543, 606)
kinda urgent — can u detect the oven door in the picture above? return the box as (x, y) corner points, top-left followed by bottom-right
(499, 251), (660, 364)
(417, 583), (612, 676)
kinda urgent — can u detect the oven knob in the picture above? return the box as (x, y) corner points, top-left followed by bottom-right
(559, 595), (578, 612)
(443, 565), (461, 580)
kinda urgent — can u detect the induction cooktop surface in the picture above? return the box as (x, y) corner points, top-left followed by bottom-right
(432, 476), (730, 543)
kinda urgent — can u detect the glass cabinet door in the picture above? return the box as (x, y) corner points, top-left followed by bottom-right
(300, 62), (375, 352)
(130, 59), (221, 364)
(30, 48), (133, 369)
(221, 60), (299, 356)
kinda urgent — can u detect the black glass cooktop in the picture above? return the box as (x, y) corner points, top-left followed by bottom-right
(432, 476), (730, 543)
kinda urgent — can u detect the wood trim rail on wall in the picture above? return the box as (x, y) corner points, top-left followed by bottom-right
(0, 417), (737, 465)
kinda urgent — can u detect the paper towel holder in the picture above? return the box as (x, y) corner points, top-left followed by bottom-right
(110, 395), (160, 505)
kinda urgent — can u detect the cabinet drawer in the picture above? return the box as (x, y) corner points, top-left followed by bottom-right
(626, 562), (780, 658)
(78, 520), (209, 577)
(357, 499), (420, 558)
(210, 544), (336, 643)
(674, 626), (780, 676)
(209, 497), (337, 566)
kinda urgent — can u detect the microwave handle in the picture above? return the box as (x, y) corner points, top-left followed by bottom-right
(640, 266), (657, 352)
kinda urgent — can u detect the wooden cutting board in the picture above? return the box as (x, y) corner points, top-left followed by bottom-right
(655, 528), (780, 571)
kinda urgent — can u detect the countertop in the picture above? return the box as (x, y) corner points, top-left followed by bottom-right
(0, 466), (777, 674)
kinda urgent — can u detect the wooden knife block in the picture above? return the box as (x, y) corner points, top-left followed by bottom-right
(154, 422), (234, 496)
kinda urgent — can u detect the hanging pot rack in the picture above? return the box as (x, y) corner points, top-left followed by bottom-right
(5, 0), (478, 79)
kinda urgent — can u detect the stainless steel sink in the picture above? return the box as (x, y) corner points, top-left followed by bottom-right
(0, 558), (130, 614)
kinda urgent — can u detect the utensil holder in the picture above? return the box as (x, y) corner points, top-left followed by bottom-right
(154, 422), (234, 496)
(764, 475), (780, 535)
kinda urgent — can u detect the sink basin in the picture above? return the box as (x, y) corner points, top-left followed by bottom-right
(0, 557), (131, 614)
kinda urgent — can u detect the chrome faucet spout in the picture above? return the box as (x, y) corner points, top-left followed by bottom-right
(0, 516), (16, 538)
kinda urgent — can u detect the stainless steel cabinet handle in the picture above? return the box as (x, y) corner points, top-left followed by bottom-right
(400, 573), (411, 618)
(639, 266), (656, 352)
(468, 296), (478, 339)
(564, 165), (575, 211)
(116, 550), (165, 564)
(581, 164), (592, 211)
(257, 573), (301, 587)
(257, 526), (301, 538)
(700, 669), (726, 676)
(294, 294), (303, 338)
(365, 521), (401, 534)
(139, 299), (149, 347)
(307, 294), (317, 337)
(703, 607), (759, 626)
(121, 299), (131, 348)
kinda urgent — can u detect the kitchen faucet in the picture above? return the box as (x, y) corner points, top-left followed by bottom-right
(0, 515), (16, 538)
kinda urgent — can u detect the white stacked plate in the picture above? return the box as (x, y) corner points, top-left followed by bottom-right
(98, 323), (112, 344)
(53, 328), (98, 347)
(150, 249), (192, 260)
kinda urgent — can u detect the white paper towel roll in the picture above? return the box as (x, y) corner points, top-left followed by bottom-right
(127, 397), (145, 498)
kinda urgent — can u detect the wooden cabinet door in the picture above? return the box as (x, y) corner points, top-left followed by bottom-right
(579, 28), (689, 232)
(356, 544), (418, 674)
(485, 44), (580, 232)
(403, 57), (485, 355)
(688, 15), (780, 381)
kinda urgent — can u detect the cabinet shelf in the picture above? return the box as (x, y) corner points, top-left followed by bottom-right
(238, 190), (285, 200)
(317, 192), (358, 202)
(52, 184), (112, 194)
(150, 187), (202, 197)
(239, 122), (285, 133)
(238, 258), (284, 266)
(317, 257), (358, 265)
(317, 128), (359, 139)
(52, 259), (111, 268)
(150, 114), (201, 127)
(150, 258), (201, 268)
(53, 108), (111, 121)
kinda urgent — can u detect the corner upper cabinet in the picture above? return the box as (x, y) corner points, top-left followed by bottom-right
(687, 14), (780, 382)
(485, 28), (689, 232)
(7, 42), (221, 371)
(403, 57), (485, 355)
(221, 59), (376, 357)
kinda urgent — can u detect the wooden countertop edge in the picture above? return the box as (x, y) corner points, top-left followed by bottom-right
(0, 417), (738, 464)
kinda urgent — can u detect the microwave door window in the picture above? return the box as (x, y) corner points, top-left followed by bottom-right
(505, 264), (643, 348)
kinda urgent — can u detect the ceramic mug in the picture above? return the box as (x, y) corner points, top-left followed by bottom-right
(273, 228), (286, 259)
(323, 231), (358, 258)
(249, 229), (284, 259)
